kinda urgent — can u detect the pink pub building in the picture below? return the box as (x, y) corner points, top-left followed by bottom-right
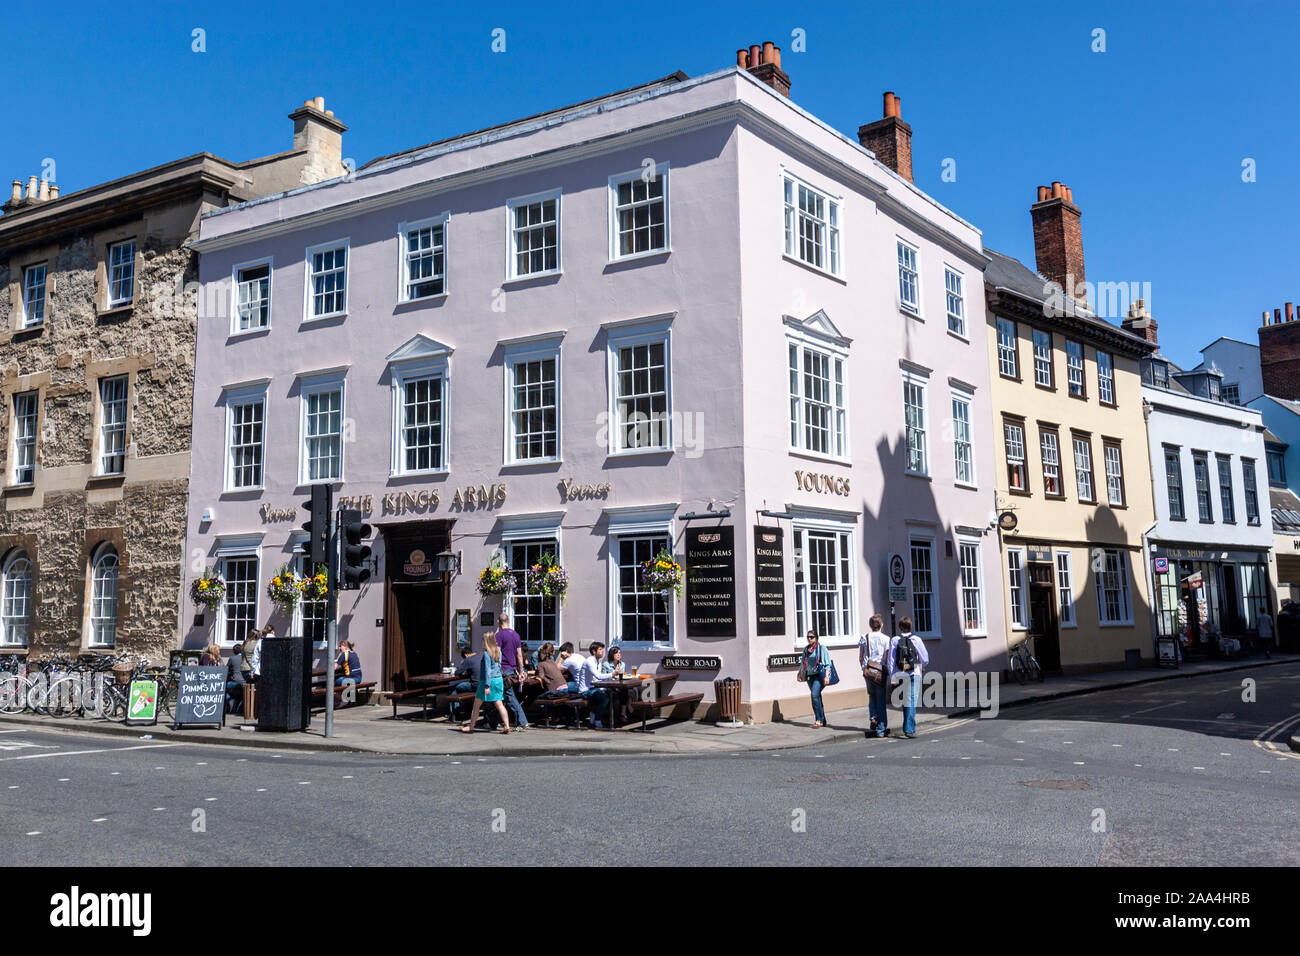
(184, 51), (1006, 722)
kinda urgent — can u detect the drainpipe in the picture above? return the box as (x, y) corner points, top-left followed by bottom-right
(1141, 396), (1160, 658)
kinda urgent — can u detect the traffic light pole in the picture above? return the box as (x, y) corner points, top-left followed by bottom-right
(325, 505), (339, 739)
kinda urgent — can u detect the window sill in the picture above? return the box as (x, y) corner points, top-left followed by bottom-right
(946, 328), (970, 344)
(1098, 621), (1135, 629)
(904, 470), (932, 481)
(229, 325), (271, 340)
(1034, 382), (1057, 392)
(1100, 400), (1118, 409)
(1008, 488), (1031, 497)
(86, 473), (125, 489)
(2, 482), (35, 495)
(1169, 516), (1187, 522)
(782, 254), (845, 284)
(500, 458), (562, 470)
(999, 373), (1022, 383)
(1067, 391), (1088, 401)
(789, 449), (852, 468)
(899, 306), (923, 321)
(396, 291), (448, 308)
(12, 323), (46, 342)
(1108, 502), (1128, 510)
(954, 481), (979, 492)
(388, 468), (449, 480)
(96, 305), (133, 322)
(607, 447), (673, 461)
(608, 248), (671, 267)
(302, 311), (347, 325)
(221, 486), (265, 497)
(962, 631), (988, 640)
(502, 269), (562, 287)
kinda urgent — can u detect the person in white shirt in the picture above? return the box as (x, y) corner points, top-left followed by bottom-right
(886, 617), (929, 739)
(858, 614), (891, 738)
(558, 642), (585, 693)
(576, 641), (611, 728)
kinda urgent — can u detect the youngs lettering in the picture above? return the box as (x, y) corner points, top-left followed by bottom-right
(794, 469), (850, 497)
(560, 478), (612, 501)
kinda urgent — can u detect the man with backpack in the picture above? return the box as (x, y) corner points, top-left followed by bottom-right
(887, 616), (929, 738)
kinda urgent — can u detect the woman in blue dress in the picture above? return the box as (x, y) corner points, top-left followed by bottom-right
(460, 631), (511, 734)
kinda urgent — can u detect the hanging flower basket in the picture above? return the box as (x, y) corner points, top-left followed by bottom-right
(189, 568), (226, 612)
(477, 553), (518, 597)
(301, 564), (329, 603)
(267, 564), (304, 613)
(526, 552), (569, 603)
(641, 548), (683, 599)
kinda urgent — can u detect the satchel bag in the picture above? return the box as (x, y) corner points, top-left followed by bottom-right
(826, 660), (840, 687)
(865, 659), (886, 686)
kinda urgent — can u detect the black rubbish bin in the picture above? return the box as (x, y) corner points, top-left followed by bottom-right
(257, 637), (312, 731)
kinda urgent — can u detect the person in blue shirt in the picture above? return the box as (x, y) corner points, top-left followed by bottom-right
(799, 630), (832, 728)
(460, 632), (511, 734)
(334, 640), (363, 687)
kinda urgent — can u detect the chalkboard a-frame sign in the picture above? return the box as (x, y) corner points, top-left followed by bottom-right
(171, 666), (227, 729)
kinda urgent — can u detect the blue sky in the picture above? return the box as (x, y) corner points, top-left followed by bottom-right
(5, 0), (1297, 367)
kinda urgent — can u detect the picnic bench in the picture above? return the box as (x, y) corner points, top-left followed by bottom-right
(624, 673), (701, 732)
(386, 672), (463, 719)
(310, 674), (376, 710)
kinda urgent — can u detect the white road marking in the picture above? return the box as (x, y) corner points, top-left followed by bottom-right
(205, 797), (217, 802)
(1193, 766), (1205, 770)
(1112, 744), (1123, 748)
(196, 762), (207, 766)
(1260, 770), (1272, 774)
(0, 743), (178, 762)
(1013, 757), (1025, 761)
(152, 807), (165, 811)
(110, 771), (120, 775)
(1073, 761), (1085, 765)
(57, 778), (68, 781)
(1064, 741), (1073, 744)
(298, 781), (310, 785)
(1219, 752), (1231, 756)
(0, 728), (31, 734)
(1168, 748), (1180, 752)
(92, 818), (107, 823)
(343, 775), (354, 779)
(25, 831), (40, 836)
(1134, 764), (1143, 767)
(256, 788), (267, 792)
(7, 785), (16, 789)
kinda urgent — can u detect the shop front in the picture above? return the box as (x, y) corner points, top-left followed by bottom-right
(1150, 544), (1271, 656)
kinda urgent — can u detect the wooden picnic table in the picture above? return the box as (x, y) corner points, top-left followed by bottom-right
(594, 674), (659, 729)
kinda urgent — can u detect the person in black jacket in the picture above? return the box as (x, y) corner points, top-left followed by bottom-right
(225, 643), (246, 714)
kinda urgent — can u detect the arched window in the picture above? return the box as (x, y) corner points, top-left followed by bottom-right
(1, 551), (31, 647)
(89, 545), (118, 647)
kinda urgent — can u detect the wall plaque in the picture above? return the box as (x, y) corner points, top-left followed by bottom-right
(685, 525), (736, 637)
(754, 525), (786, 636)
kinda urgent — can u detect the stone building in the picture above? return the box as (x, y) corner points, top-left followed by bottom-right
(0, 98), (347, 661)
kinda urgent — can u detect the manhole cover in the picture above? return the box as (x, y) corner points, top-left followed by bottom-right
(787, 772), (860, 783)
(1019, 779), (1090, 790)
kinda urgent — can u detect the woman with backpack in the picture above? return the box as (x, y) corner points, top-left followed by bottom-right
(798, 629), (834, 728)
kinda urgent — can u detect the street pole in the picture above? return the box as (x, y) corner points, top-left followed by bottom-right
(325, 505), (338, 739)
(890, 601), (896, 637)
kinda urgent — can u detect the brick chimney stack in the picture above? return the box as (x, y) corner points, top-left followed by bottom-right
(1031, 181), (1086, 306)
(288, 95), (349, 184)
(1121, 298), (1158, 345)
(857, 91), (913, 184)
(736, 41), (790, 98)
(1258, 301), (1300, 399)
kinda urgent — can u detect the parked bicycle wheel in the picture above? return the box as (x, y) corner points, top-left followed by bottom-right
(1010, 655), (1029, 685)
(40, 677), (81, 718)
(0, 674), (29, 714)
(101, 683), (128, 722)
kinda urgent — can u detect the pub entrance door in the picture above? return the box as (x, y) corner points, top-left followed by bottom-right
(1028, 562), (1061, 673)
(382, 522), (452, 691)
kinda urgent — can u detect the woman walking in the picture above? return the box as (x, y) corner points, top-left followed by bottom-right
(460, 631), (511, 734)
(799, 629), (832, 728)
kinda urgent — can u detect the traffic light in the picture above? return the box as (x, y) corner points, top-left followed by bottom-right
(339, 508), (372, 590)
(299, 484), (332, 566)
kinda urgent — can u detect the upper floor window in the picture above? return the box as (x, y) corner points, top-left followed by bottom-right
(944, 268), (965, 337)
(612, 168), (667, 260)
(507, 349), (559, 464)
(1216, 454), (1235, 523)
(1266, 447), (1286, 487)
(1004, 420), (1027, 492)
(396, 372), (444, 474)
(108, 241), (135, 307)
(902, 373), (928, 476)
(1207, 377), (1221, 402)
(950, 388), (974, 486)
(234, 261), (271, 332)
(1065, 339), (1085, 397)
(302, 381), (344, 483)
(97, 376), (128, 476)
(1149, 359), (1169, 388)
(1040, 427), (1062, 497)
(1032, 329), (1053, 388)
(306, 241), (348, 318)
(1243, 458), (1260, 525)
(22, 264), (46, 327)
(789, 343), (847, 459)
(11, 391), (37, 485)
(996, 318), (1019, 378)
(1072, 434), (1095, 502)
(1103, 439), (1125, 506)
(1097, 351), (1115, 405)
(783, 175), (840, 275)
(896, 240), (920, 313)
(88, 544), (118, 647)
(1193, 452), (1213, 521)
(507, 191), (560, 279)
(1164, 447), (1185, 520)
(226, 391), (265, 491)
(401, 216), (447, 301)
(610, 330), (671, 454)
(1223, 383), (1241, 405)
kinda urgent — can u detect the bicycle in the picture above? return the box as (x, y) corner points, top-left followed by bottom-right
(1008, 634), (1043, 684)
(0, 655), (39, 715)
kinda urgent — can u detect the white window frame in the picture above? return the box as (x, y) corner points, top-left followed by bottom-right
(213, 535), (263, 647)
(96, 375), (128, 477)
(1040, 428), (1062, 497)
(298, 371), (346, 485)
(1065, 339), (1085, 397)
(107, 240), (135, 308)
(390, 357), (449, 478)
(397, 213), (450, 303)
(902, 369), (929, 477)
(506, 533), (563, 649)
(950, 386), (976, 487)
(224, 383), (268, 492)
(1095, 548), (1134, 626)
(1032, 328), (1053, 388)
(1, 550), (31, 647)
(605, 505), (676, 650)
(944, 266), (966, 338)
(606, 318), (672, 457)
(11, 390), (38, 486)
(1097, 350), (1115, 405)
(908, 532), (939, 639)
(782, 171), (843, 278)
(303, 238), (349, 321)
(87, 543), (119, 648)
(609, 164), (670, 262)
(22, 263), (47, 327)
(788, 330), (850, 463)
(1103, 440), (1125, 506)
(1006, 547), (1028, 630)
(1055, 550), (1076, 628)
(503, 338), (562, 466)
(505, 188), (562, 282)
(1004, 420), (1027, 493)
(792, 516), (858, 647)
(231, 256), (273, 335)
(996, 317), (1018, 378)
(1073, 435), (1095, 502)
(896, 238), (921, 315)
(957, 536), (986, 637)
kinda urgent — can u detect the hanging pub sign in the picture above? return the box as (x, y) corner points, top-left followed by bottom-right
(754, 525), (786, 636)
(685, 525), (736, 637)
(661, 655), (722, 671)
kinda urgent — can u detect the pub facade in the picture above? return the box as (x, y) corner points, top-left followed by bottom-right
(184, 58), (1006, 721)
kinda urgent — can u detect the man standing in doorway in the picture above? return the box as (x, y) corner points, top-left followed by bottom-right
(492, 612), (530, 731)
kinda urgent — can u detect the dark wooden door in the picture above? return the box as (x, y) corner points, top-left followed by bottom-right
(1028, 562), (1061, 672)
(391, 583), (444, 686)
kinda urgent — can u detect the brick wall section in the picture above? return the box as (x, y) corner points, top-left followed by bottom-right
(1259, 320), (1300, 400)
(857, 116), (913, 183)
(1031, 196), (1085, 301)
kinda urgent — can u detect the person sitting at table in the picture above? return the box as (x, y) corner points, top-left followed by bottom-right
(536, 643), (571, 699)
(576, 641), (612, 728)
(449, 645), (480, 721)
(558, 642), (585, 693)
(599, 645), (627, 676)
(334, 640), (363, 688)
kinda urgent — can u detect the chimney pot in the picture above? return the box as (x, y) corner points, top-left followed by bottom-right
(26, 175), (38, 199)
(9, 180), (21, 202)
(771, 45), (781, 69)
(736, 48), (748, 67)
(325, 109), (334, 117)
(741, 41), (791, 97)
(894, 95), (902, 117)
(48, 183), (58, 200)
(762, 41), (775, 65)
(749, 44), (761, 65)
(1275, 309), (1283, 324)
(1064, 186), (1073, 203)
(859, 90), (913, 183)
(1037, 185), (1049, 201)
(38, 179), (49, 201)
(883, 91), (897, 117)
(313, 96), (325, 111)
(1288, 302), (1296, 323)
(1051, 181), (1063, 199)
